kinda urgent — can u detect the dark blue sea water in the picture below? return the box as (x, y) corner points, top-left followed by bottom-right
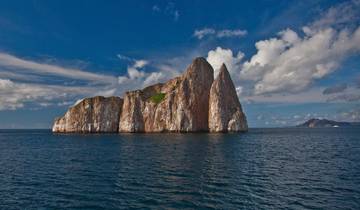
(0, 128), (359, 209)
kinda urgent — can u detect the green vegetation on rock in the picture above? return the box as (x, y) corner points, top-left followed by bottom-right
(149, 93), (166, 104)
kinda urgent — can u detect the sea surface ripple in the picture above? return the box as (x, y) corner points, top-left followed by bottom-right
(0, 128), (359, 209)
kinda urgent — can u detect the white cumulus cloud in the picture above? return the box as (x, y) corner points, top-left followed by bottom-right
(206, 47), (244, 77)
(205, 0), (360, 98)
(117, 59), (180, 92)
(245, 27), (360, 95)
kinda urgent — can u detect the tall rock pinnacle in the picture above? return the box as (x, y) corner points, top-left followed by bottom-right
(208, 64), (248, 132)
(119, 57), (214, 132)
(177, 57), (214, 131)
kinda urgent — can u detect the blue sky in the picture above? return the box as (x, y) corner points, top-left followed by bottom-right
(0, 0), (359, 128)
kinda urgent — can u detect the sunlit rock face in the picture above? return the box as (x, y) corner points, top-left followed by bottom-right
(208, 64), (248, 132)
(52, 96), (123, 133)
(53, 57), (248, 133)
(119, 57), (214, 132)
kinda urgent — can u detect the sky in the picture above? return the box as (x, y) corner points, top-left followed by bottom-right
(0, 0), (359, 128)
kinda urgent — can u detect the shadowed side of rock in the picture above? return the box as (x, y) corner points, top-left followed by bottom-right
(52, 96), (123, 133)
(209, 64), (248, 132)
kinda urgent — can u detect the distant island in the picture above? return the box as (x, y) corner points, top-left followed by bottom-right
(297, 118), (360, 128)
(52, 57), (248, 133)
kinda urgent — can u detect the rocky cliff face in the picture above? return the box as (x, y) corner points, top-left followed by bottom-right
(52, 57), (248, 133)
(209, 64), (248, 132)
(119, 57), (214, 132)
(52, 96), (123, 132)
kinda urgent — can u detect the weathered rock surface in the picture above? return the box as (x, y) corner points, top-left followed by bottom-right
(53, 57), (248, 133)
(119, 57), (214, 132)
(52, 96), (123, 132)
(209, 64), (248, 132)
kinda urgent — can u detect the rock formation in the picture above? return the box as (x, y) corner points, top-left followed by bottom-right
(209, 64), (248, 132)
(52, 57), (248, 133)
(52, 96), (123, 132)
(119, 57), (214, 132)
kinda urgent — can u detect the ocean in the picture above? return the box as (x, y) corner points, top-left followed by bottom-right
(0, 128), (359, 209)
